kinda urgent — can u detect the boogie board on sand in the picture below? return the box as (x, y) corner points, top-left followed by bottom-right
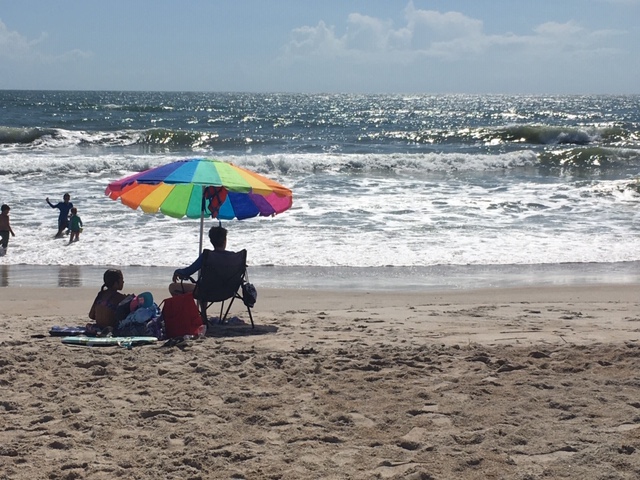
(49, 326), (87, 336)
(61, 336), (158, 347)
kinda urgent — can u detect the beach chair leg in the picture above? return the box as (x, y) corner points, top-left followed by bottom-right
(222, 298), (236, 322)
(199, 300), (208, 324)
(247, 306), (255, 328)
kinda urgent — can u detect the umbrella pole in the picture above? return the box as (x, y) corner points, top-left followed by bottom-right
(199, 185), (205, 257)
(197, 186), (205, 321)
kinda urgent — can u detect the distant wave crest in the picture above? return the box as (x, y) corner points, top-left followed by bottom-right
(0, 126), (266, 151)
(499, 125), (594, 145)
(0, 126), (59, 145)
(538, 147), (640, 171)
(1, 122), (637, 152)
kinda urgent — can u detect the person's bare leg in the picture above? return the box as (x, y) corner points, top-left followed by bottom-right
(168, 282), (196, 296)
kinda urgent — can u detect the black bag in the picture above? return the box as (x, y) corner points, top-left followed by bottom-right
(242, 282), (257, 307)
(115, 294), (135, 323)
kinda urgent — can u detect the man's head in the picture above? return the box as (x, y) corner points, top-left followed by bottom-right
(63, 193), (71, 202)
(208, 225), (228, 250)
(1, 204), (9, 213)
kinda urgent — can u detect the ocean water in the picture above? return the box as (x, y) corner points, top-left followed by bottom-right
(1, 90), (640, 289)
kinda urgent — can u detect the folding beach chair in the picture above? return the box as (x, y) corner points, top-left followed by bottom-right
(192, 249), (255, 328)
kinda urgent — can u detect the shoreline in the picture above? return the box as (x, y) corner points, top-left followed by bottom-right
(2, 260), (640, 290)
(3, 282), (640, 347)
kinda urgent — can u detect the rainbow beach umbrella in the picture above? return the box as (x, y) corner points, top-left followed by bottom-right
(105, 158), (293, 251)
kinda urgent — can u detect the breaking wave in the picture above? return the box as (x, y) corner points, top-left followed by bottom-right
(1, 149), (639, 179)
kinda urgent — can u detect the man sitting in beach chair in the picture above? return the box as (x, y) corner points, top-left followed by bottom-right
(169, 225), (255, 328)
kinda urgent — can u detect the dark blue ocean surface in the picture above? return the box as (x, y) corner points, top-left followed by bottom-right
(1, 91), (639, 167)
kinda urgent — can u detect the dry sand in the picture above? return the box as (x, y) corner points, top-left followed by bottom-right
(1, 284), (640, 479)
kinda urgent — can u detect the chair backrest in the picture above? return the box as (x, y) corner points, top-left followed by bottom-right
(193, 249), (247, 303)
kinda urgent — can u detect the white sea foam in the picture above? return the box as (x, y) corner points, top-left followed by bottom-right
(1, 150), (640, 269)
(0, 149), (543, 177)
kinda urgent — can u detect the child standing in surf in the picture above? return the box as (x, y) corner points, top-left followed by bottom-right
(0, 204), (16, 255)
(68, 207), (83, 243)
(46, 193), (73, 238)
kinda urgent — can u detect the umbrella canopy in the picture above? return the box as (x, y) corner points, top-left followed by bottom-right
(105, 158), (292, 220)
(105, 158), (293, 253)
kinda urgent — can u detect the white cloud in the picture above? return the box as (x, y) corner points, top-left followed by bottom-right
(280, 3), (626, 64)
(271, 1), (638, 93)
(344, 13), (394, 52)
(534, 20), (584, 37)
(284, 21), (344, 57)
(404, 4), (484, 46)
(0, 19), (46, 60)
(0, 19), (90, 64)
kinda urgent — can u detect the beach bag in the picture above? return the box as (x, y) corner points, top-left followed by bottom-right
(160, 292), (203, 338)
(242, 282), (257, 308)
(115, 294), (135, 323)
(145, 314), (165, 340)
(116, 303), (162, 338)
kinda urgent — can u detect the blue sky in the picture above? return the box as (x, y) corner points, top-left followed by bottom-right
(1, 0), (638, 94)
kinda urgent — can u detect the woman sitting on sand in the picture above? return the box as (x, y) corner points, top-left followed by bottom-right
(89, 269), (129, 330)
